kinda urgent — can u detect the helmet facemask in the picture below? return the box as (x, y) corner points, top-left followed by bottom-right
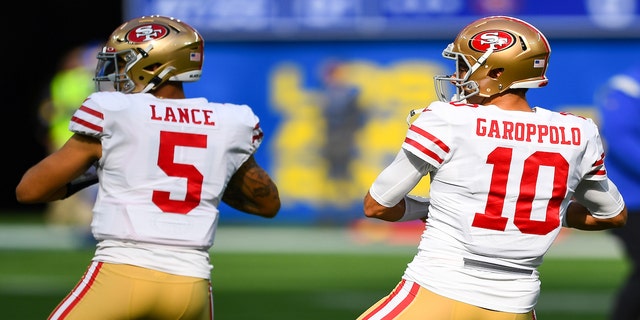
(434, 44), (491, 102)
(94, 48), (139, 93)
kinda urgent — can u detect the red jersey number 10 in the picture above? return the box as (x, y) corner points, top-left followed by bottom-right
(472, 147), (568, 235)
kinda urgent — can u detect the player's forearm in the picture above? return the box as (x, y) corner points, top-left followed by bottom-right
(363, 191), (406, 221)
(16, 182), (67, 203)
(16, 161), (68, 203)
(222, 159), (280, 218)
(223, 190), (280, 218)
(364, 193), (430, 222)
(564, 201), (627, 230)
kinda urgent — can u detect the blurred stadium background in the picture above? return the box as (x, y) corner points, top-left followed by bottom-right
(3, 0), (637, 319)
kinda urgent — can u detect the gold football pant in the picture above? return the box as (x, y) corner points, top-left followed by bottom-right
(357, 279), (535, 320)
(48, 261), (213, 320)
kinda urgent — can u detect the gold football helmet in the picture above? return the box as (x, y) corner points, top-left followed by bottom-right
(94, 15), (204, 93)
(434, 16), (551, 102)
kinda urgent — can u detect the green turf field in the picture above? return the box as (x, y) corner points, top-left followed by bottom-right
(0, 249), (628, 319)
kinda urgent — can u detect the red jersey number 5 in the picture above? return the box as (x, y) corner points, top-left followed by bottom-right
(152, 131), (207, 214)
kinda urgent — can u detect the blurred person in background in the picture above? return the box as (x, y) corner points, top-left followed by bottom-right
(318, 59), (364, 223)
(38, 43), (102, 238)
(357, 16), (627, 320)
(319, 59), (362, 182)
(596, 64), (640, 320)
(16, 15), (280, 320)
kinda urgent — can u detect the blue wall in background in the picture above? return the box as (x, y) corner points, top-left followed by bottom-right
(183, 38), (640, 224)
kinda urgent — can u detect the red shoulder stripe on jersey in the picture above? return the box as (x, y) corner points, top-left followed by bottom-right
(404, 137), (444, 164)
(71, 116), (103, 132)
(79, 105), (104, 119)
(252, 123), (263, 143)
(252, 131), (263, 143)
(592, 152), (605, 167)
(409, 125), (450, 152)
(588, 169), (607, 176)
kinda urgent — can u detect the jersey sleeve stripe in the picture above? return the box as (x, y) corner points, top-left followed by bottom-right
(588, 169), (607, 176)
(252, 123), (264, 143)
(70, 105), (104, 134)
(592, 153), (605, 166)
(404, 137), (445, 164)
(71, 116), (103, 132)
(409, 124), (450, 152)
(79, 105), (104, 119)
(586, 152), (607, 178)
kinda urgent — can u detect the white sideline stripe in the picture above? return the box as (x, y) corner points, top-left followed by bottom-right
(0, 225), (624, 258)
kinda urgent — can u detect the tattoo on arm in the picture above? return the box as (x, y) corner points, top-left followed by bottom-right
(222, 156), (279, 215)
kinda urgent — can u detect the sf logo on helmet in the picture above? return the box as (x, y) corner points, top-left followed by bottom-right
(469, 31), (515, 52)
(127, 24), (169, 43)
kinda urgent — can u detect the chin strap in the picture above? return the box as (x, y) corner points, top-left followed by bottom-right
(141, 66), (177, 93)
(470, 48), (493, 73)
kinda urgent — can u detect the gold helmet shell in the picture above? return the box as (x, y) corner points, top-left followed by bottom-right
(434, 16), (551, 102)
(94, 15), (204, 93)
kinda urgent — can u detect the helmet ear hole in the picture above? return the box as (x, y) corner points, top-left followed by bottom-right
(518, 37), (528, 51)
(140, 63), (161, 82)
(144, 63), (162, 72)
(489, 68), (504, 79)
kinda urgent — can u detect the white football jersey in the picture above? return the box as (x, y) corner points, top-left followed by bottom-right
(401, 101), (609, 313)
(68, 91), (263, 279)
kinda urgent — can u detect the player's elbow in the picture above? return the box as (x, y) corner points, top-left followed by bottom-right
(363, 192), (400, 221)
(257, 186), (281, 218)
(15, 184), (45, 204)
(257, 200), (281, 219)
(610, 205), (628, 228)
(247, 193), (281, 218)
(363, 192), (379, 218)
(15, 187), (31, 204)
(363, 202), (383, 219)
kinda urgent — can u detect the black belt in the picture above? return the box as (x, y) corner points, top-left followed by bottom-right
(463, 258), (533, 275)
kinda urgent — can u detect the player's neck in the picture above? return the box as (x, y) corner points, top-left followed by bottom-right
(474, 92), (532, 112)
(151, 81), (186, 99)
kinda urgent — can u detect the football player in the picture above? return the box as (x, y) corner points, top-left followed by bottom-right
(357, 15), (627, 320)
(16, 15), (280, 320)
